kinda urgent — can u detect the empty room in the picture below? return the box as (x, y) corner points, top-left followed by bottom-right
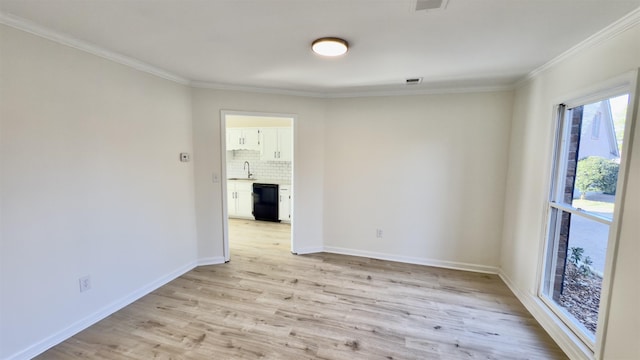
(1, 1), (639, 359)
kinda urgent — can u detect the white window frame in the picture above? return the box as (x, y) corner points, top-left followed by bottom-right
(538, 70), (639, 357)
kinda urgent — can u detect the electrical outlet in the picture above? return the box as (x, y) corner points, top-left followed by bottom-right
(179, 152), (191, 162)
(376, 229), (383, 238)
(79, 276), (91, 293)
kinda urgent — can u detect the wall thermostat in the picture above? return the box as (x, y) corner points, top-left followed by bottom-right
(180, 152), (191, 162)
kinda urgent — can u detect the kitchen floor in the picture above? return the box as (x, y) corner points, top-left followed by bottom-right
(228, 218), (292, 256)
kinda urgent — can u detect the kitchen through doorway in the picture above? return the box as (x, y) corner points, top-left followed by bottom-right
(221, 111), (294, 261)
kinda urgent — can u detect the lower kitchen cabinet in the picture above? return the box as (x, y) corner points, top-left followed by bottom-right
(227, 181), (253, 218)
(279, 185), (291, 222)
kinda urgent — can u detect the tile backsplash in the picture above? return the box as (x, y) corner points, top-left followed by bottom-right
(227, 150), (292, 183)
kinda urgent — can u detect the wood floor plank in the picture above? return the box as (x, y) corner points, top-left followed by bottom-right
(36, 219), (567, 359)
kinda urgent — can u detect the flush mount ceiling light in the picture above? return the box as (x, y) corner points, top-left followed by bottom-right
(311, 37), (349, 57)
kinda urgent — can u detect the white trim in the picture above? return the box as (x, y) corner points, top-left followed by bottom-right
(323, 246), (500, 274)
(549, 202), (613, 226)
(0, 12), (190, 85)
(191, 81), (325, 98)
(521, 6), (640, 85)
(323, 84), (514, 98)
(561, 83), (632, 110)
(499, 270), (593, 360)
(0, 12), (513, 99)
(220, 112), (231, 262)
(534, 70), (639, 359)
(293, 246), (324, 255)
(5, 261), (199, 360)
(197, 256), (226, 266)
(594, 70), (639, 359)
(192, 80), (514, 99)
(220, 111), (298, 263)
(2, 5), (638, 98)
(289, 118), (297, 254)
(539, 292), (597, 348)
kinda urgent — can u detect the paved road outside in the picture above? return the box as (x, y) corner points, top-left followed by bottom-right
(568, 193), (615, 275)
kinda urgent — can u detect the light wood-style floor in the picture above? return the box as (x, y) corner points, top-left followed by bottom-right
(37, 219), (567, 359)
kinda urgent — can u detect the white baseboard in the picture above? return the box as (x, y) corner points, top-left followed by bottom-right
(497, 270), (593, 360)
(322, 246), (500, 274)
(292, 246), (324, 255)
(197, 256), (226, 266)
(6, 261), (198, 360)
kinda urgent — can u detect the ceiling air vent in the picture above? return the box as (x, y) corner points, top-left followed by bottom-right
(405, 78), (423, 85)
(415, 0), (449, 12)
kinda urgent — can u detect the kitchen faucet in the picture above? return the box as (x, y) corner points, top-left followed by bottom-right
(243, 161), (253, 179)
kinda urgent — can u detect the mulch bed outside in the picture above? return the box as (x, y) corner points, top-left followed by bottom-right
(558, 262), (602, 333)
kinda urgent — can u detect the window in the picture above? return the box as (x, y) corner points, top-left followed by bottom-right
(540, 92), (631, 349)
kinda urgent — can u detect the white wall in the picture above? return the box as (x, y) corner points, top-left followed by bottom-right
(500, 23), (640, 360)
(4, 11), (638, 360)
(0, 25), (197, 359)
(323, 92), (514, 271)
(191, 88), (514, 271)
(191, 88), (326, 258)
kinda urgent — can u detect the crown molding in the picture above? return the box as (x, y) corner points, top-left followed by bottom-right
(520, 6), (640, 86)
(190, 81), (327, 98)
(0, 11), (516, 98)
(191, 80), (514, 99)
(323, 84), (515, 98)
(11, 5), (631, 98)
(0, 10), (519, 98)
(0, 11), (190, 85)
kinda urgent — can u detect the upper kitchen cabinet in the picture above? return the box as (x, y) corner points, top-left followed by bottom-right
(261, 128), (291, 161)
(227, 128), (261, 151)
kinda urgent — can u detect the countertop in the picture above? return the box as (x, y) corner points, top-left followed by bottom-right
(227, 178), (291, 186)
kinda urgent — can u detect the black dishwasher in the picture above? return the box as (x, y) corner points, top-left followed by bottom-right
(252, 183), (280, 222)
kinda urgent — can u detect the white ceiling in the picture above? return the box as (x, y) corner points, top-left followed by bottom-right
(1, 0), (639, 96)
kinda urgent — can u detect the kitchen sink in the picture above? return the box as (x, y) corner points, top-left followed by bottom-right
(228, 178), (255, 181)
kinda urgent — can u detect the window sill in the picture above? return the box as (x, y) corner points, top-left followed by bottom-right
(499, 271), (595, 360)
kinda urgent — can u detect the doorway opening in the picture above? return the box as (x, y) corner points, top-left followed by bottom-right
(221, 111), (295, 262)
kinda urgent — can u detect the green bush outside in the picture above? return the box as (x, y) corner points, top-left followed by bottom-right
(575, 156), (619, 198)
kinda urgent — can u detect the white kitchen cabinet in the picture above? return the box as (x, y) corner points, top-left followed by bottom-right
(227, 128), (261, 151)
(227, 180), (254, 218)
(279, 186), (291, 222)
(278, 128), (292, 161)
(260, 128), (292, 161)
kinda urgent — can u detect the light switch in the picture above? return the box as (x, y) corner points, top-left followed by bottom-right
(180, 152), (191, 162)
